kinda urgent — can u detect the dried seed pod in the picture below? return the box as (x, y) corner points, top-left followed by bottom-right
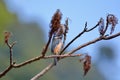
(79, 54), (91, 76)
(4, 31), (12, 43)
(83, 55), (91, 76)
(107, 14), (118, 34)
(98, 18), (104, 35)
(49, 9), (62, 37)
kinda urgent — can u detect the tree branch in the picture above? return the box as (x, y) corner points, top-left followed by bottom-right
(60, 22), (99, 55)
(13, 36), (52, 68)
(0, 38), (16, 78)
(13, 56), (43, 68)
(41, 35), (52, 57)
(67, 32), (120, 55)
(31, 32), (120, 80)
(30, 54), (84, 80)
(31, 63), (54, 80)
(13, 53), (83, 68)
(0, 65), (13, 78)
(103, 32), (120, 40)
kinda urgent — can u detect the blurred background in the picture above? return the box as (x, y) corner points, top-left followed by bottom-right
(0, 0), (120, 80)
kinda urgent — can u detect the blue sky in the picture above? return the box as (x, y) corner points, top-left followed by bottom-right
(5, 0), (120, 42)
(4, 0), (120, 80)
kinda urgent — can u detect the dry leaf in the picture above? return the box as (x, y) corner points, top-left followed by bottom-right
(83, 55), (91, 76)
(4, 31), (11, 43)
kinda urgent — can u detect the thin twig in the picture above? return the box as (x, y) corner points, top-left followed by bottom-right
(86, 22), (99, 32)
(31, 54), (82, 80)
(6, 41), (16, 65)
(60, 22), (99, 55)
(13, 35), (52, 68)
(13, 53), (83, 68)
(44, 54), (83, 58)
(10, 47), (13, 65)
(13, 56), (43, 68)
(60, 22), (87, 55)
(41, 36), (52, 57)
(103, 32), (120, 40)
(67, 36), (103, 55)
(6, 41), (12, 65)
(0, 65), (13, 78)
(67, 32), (120, 55)
(103, 19), (109, 35)
(0, 41), (16, 77)
(31, 63), (54, 80)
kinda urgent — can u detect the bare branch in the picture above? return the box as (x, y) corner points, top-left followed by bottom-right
(13, 56), (43, 68)
(13, 53), (83, 68)
(103, 18), (109, 35)
(13, 34), (52, 67)
(41, 36), (52, 57)
(44, 53), (83, 59)
(67, 32), (120, 55)
(60, 21), (99, 55)
(7, 41), (16, 66)
(0, 32), (16, 77)
(86, 22), (99, 32)
(30, 54), (83, 80)
(60, 22), (87, 55)
(67, 36), (102, 55)
(103, 32), (120, 40)
(0, 65), (13, 78)
(31, 63), (54, 80)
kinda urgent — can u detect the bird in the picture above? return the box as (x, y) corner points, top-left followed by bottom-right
(51, 35), (63, 65)
(51, 24), (66, 65)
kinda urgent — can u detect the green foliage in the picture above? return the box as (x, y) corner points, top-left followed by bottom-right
(0, 1), (17, 44)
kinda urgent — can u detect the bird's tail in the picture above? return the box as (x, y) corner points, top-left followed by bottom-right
(53, 57), (58, 66)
